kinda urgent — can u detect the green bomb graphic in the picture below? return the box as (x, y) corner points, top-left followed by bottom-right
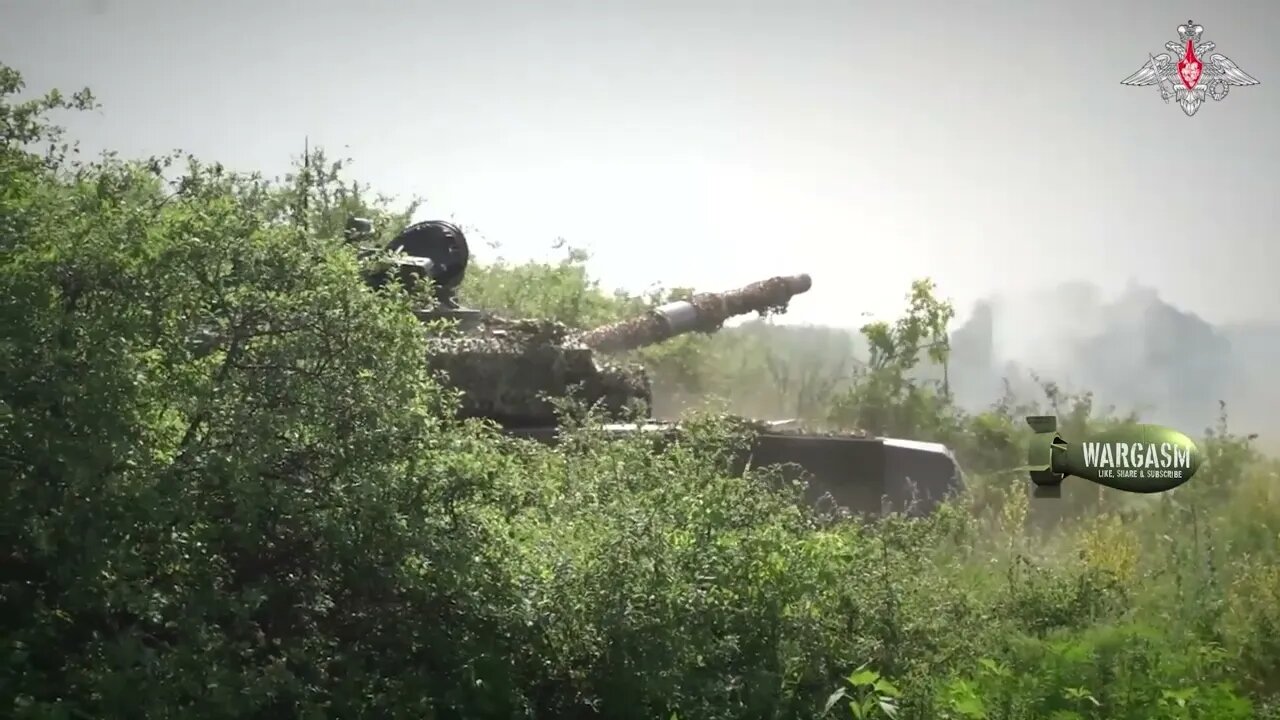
(1024, 416), (1203, 498)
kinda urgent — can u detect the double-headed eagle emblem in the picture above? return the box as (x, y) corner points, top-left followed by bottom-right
(1122, 20), (1258, 116)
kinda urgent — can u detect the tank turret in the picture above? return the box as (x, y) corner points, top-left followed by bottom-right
(349, 218), (812, 427)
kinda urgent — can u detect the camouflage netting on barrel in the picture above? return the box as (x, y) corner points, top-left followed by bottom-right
(578, 274), (812, 354)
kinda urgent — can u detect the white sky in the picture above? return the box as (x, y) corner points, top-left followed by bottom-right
(4, 0), (1278, 328)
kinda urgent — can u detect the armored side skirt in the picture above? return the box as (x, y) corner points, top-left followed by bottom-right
(503, 425), (963, 517)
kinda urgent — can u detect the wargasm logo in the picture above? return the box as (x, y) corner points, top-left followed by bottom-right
(1024, 416), (1203, 497)
(1079, 438), (1192, 479)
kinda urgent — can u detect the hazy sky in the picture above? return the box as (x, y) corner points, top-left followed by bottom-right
(4, 0), (1278, 327)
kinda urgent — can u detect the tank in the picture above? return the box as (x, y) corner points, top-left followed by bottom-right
(349, 217), (962, 516)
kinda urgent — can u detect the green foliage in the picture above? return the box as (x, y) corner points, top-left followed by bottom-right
(4, 63), (1279, 719)
(823, 665), (902, 718)
(1, 68), (515, 717)
(821, 279), (956, 441)
(460, 243), (645, 328)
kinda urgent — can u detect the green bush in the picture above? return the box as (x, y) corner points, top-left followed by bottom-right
(3, 64), (1277, 719)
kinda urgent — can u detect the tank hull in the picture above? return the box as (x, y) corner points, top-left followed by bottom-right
(504, 425), (962, 517)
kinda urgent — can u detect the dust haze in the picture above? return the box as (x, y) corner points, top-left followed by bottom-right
(684, 282), (1280, 449)
(947, 283), (1280, 446)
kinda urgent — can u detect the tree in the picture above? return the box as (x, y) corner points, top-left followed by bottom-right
(828, 279), (958, 438)
(0, 65), (524, 717)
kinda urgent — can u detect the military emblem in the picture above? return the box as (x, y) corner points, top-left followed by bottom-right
(1122, 20), (1258, 116)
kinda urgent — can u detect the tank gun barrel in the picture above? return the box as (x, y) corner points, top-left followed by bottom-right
(579, 273), (812, 354)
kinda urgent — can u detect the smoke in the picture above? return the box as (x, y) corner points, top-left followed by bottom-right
(948, 281), (1277, 443)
